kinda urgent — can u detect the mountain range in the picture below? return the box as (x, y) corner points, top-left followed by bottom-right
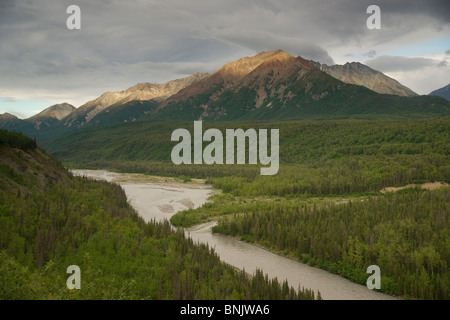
(62, 72), (209, 128)
(1, 50), (449, 141)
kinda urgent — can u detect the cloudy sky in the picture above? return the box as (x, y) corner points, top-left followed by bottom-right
(1, 0), (449, 118)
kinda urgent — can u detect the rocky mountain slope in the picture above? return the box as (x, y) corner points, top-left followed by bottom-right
(310, 61), (418, 97)
(63, 72), (209, 128)
(1, 50), (449, 140)
(154, 50), (447, 121)
(28, 103), (75, 129)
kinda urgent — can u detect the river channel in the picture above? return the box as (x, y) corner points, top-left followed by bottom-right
(72, 169), (397, 300)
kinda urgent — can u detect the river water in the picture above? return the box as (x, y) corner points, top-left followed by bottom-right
(72, 169), (397, 300)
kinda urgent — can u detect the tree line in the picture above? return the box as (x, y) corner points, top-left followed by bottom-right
(0, 131), (319, 300)
(212, 188), (450, 299)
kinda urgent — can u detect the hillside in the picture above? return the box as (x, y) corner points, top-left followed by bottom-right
(310, 61), (418, 97)
(0, 129), (316, 300)
(38, 115), (450, 300)
(429, 83), (450, 101)
(0, 104), (76, 141)
(45, 117), (450, 196)
(62, 72), (209, 128)
(28, 103), (75, 130)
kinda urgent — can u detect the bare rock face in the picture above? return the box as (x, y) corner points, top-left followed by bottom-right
(163, 50), (299, 107)
(29, 103), (75, 121)
(27, 103), (75, 129)
(310, 61), (418, 97)
(64, 72), (209, 127)
(215, 50), (295, 78)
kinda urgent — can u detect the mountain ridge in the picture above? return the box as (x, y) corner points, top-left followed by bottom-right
(1, 50), (449, 140)
(154, 50), (448, 121)
(62, 72), (209, 128)
(429, 83), (450, 101)
(310, 61), (418, 97)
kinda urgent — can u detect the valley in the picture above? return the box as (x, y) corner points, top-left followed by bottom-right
(0, 130), (317, 300)
(71, 169), (396, 300)
(1, 50), (449, 301)
(42, 115), (449, 300)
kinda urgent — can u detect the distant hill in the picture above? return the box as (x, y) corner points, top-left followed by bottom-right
(27, 103), (75, 130)
(0, 112), (19, 121)
(0, 103), (75, 141)
(29, 103), (75, 121)
(429, 83), (450, 101)
(310, 61), (418, 97)
(0, 112), (22, 129)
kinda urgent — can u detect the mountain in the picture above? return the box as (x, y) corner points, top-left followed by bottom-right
(160, 50), (297, 109)
(310, 61), (418, 97)
(0, 104), (75, 141)
(0, 112), (19, 120)
(0, 113), (35, 137)
(154, 50), (448, 121)
(0, 113), (20, 128)
(63, 72), (209, 128)
(29, 103), (75, 121)
(0, 73), (209, 139)
(2, 50), (450, 141)
(429, 83), (450, 101)
(27, 103), (75, 129)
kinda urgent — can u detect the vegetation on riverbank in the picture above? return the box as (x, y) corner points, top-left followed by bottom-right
(211, 187), (450, 299)
(33, 116), (450, 300)
(0, 130), (319, 300)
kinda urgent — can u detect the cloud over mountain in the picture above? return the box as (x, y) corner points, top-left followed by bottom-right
(0, 0), (449, 112)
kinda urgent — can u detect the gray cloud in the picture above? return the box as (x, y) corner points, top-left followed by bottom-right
(446, 49), (450, 55)
(364, 50), (377, 58)
(366, 55), (438, 72)
(438, 60), (448, 67)
(1, 97), (17, 103)
(209, 28), (334, 64)
(0, 0), (449, 109)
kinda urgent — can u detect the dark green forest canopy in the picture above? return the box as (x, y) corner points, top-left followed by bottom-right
(211, 187), (450, 300)
(45, 117), (449, 200)
(45, 117), (450, 165)
(2, 114), (449, 301)
(0, 131), (318, 300)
